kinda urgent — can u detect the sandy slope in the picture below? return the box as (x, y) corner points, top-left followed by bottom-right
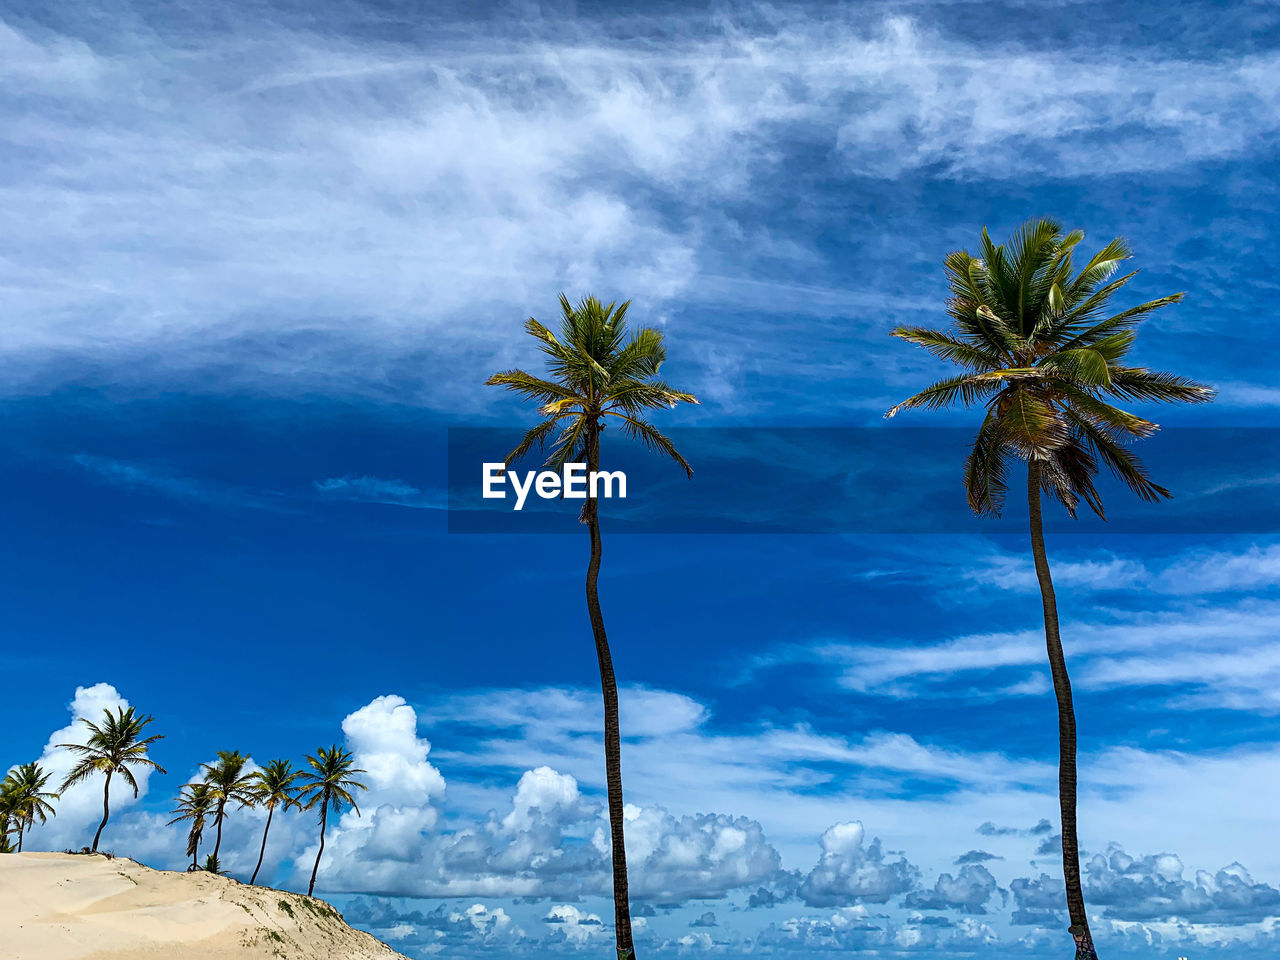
(0, 852), (408, 960)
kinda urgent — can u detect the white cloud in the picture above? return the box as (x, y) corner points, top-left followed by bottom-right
(1, 10), (1277, 400)
(798, 820), (918, 906)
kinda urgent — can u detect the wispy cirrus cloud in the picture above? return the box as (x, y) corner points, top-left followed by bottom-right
(313, 475), (445, 510)
(2, 5), (1277, 407)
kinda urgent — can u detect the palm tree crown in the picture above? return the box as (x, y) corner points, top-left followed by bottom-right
(202, 751), (256, 809)
(250, 759), (304, 812)
(58, 707), (166, 796)
(486, 294), (699, 490)
(886, 217), (1214, 516)
(298, 746), (366, 819)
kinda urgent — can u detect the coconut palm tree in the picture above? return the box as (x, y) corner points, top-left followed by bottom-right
(168, 782), (215, 869)
(5, 763), (58, 852)
(0, 777), (21, 853)
(486, 294), (699, 960)
(247, 759), (303, 885)
(201, 750), (256, 863)
(58, 706), (166, 852)
(886, 218), (1214, 959)
(298, 746), (366, 897)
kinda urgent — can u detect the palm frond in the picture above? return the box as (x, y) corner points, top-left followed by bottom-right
(885, 373), (1003, 418)
(889, 326), (1003, 371)
(607, 414), (693, 478)
(1103, 367), (1216, 404)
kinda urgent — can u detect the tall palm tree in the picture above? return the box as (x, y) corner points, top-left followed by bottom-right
(6, 763), (58, 852)
(487, 294), (699, 960)
(201, 750), (256, 863)
(168, 782), (215, 869)
(886, 218), (1214, 959)
(247, 759), (303, 885)
(298, 746), (366, 897)
(58, 706), (166, 852)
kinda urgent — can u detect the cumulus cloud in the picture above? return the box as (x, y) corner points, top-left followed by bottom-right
(756, 906), (997, 953)
(798, 821), (919, 907)
(903, 864), (1002, 914)
(1087, 847), (1280, 924)
(293, 694), (786, 904)
(1009, 873), (1067, 926)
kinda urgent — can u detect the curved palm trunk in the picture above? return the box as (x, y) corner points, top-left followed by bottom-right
(91, 771), (112, 852)
(308, 797), (328, 897)
(250, 805), (275, 885)
(585, 424), (636, 960)
(211, 799), (226, 861)
(1028, 461), (1098, 960)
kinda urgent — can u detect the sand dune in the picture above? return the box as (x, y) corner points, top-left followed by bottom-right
(1, 852), (408, 960)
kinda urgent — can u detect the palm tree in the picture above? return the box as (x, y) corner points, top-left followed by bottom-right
(886, 218), (1214, 959)
(5, 763), (58, 852)
(168, 782), (215, 869)
(247, 759), (303, 885)
(201, 750), (256, 863)
(298, 746), (366, 897)
(0, 778), (21, 853)
(486, 294), (699, 960)
(58, 706), (166, 852)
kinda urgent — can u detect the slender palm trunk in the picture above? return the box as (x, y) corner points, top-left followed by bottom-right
(251, 806), (275, 885)
(1028, 461), (1098, 960)
(191, 830), (200, 869)
(91, 771), (112, 852)
(212, 799), (226, 861)
(308, 798), (328, 897)
(17, 823), (24, 853)
(584, 423), (636, 960)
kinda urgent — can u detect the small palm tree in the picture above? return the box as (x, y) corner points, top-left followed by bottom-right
(0, 778), (21, 853)
(201, 751), (256, 863)
(202, 853), (228, 875)
(247, 759), (303, 885)
(298, 746), (366, 897)
(5, 763), (59, 852)
(887, 218), (1213, 959)
(487, 294), (699, 960)
(168, 782), (216, 870)
(58, 707), (166, 852)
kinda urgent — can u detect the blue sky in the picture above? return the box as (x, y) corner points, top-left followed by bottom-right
(3, 0), (1280, 956)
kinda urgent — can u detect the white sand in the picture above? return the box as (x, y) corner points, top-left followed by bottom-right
(0, 852), (408, 960)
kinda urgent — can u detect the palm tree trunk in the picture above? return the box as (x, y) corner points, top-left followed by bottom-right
(308, 799), (328, 897)
(251, 806), (274, 885)
(91, 771), (112, 852)
(17, 823), (24, 853)
(584, 423), (636, 960)
(1028, 461), (1098, 960)
(212, 799), (226, 861)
